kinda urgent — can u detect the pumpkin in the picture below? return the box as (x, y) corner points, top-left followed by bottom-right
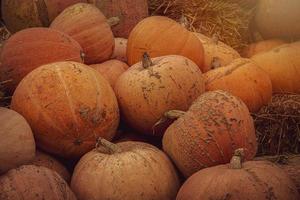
(50, 3), (114, 64)
(194, 33), (240, 69)
(204, 58), (272, 112)
(1, 0), (87, 33)
(251, 42), (300, 93)
(88, 0), (148, 38)
(162, 90), (257, 177)
(242, 39), (286, 58)
(0, 165), (77, 200)
(254, 0), (300, 40)
(127, 16), (205, 71)
(0, 107), (35, 174)
(0, 27), (83, 93)
(111, 38), (127, 63)
(90, 59), (128, 88)
(11, 61), (119, 158)
(29, 150), (70, 182)
(115, 54), (205, 135)
(71, 139), (180, 200)
(176, 148), (300, 200)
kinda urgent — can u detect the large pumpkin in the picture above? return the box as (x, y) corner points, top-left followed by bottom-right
(11, 61), (119, 158)
(88, 0), (148, 38)
(115, 54), (205, 135)
(0, 107), (35, 174)
(127, 16), (205, 71)
(1, 0), (87, 33)
(0, 27), (83, 93)
(162, 90), (257, 177)
(0, 165), (77, 200)
(176, 149), (300, 200)
(71, 139), (180, 200)
(111, 38), (127, 63)
(204, 58), (272, 112)
(254, 0), (300, 40)
(251, 42), (300, 93)
(50, 3), (114, 64)
(194, 33), (240, 69)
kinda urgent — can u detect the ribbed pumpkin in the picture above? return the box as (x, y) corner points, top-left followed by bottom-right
(115, 54), (205, 135)
(50, 3), (114, 64)
(127, 16), (205, 71)
(0, 27), (83, 93)
(71, 139), (180, 200)
(0, 107), (35, 174)
(1, 0), (87, 33)
(90, 59), (128, 88)
(204, 58), (272, 112)
(162, 90), (257, 177)
(0, 165), (77, 200)
(242, 39), (286, 58)
(88, 0), (148, 38)
(251, 43), (300, 93)
(176, 149), (300, 200)
(194, 33), (240, 69)
(11, 61), (119, 158)
(111, 38), (127, 63)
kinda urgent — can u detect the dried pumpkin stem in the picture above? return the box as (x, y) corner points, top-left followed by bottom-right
(96, 137), (122, 154)
(164, 110), (186, 119)
(142, 52), (153, 68)
(229, 148), (245, 169)
(107, 16), (120, 27)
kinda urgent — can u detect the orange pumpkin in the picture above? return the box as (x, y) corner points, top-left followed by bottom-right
(111, 38), (127, 63)
(115, 54), (205, 135)
(90, 59), (128, 88)
(204, 58), (272, 112)
(11, 61), (119, 158)
(50, 3), (114, 64)
(0, 27), (83, 93)
(127, 16), (205, 71)
(162, 90), (257, 177)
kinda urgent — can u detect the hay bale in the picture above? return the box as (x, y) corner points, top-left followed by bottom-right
(148, 0), (255, 52)
(253, 94), (300, 156)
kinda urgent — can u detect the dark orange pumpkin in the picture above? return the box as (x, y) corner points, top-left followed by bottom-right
(0, 27), (83, 93)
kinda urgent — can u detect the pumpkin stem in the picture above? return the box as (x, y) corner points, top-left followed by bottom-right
(107, 16), (120, 27)
(179, 15), (189, 28)
(229, 148), (245, 169)
(211, 33), (219, 45)
(142, 52), (153, 68)
(96, 137), (122, 154)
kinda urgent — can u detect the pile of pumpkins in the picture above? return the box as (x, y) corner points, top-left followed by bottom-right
(0, 0), (300, 200)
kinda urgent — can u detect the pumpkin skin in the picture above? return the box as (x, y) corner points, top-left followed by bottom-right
(251, 43), (300, 93)
(0, 165), (77, 200)
(0, 107), (35, 174)
(0, 27), (83, 93)
(254, 0), (300, 40)
(177, 160), (300, 200)
(162, 90), (257, 177)
(242, 39), (286, 58)
(204, 58), (272, 112)
(11, 61), (119, 158)
(71, 140), (180, 200)
(90, 59), (128, 88)
(194, 33), (240, 69)
(127, 16), (205, 71)
(50, 3), (114, 64)
(88, 0), (148, 38)
(111, 38), (127, 63)
(1, 0), (87, 33)
(115, 55), (205, 135)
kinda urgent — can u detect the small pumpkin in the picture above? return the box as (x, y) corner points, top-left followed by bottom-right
(90, 59), (128, 88)
(176, 148), (300, 200)
(50, 3), (114, 64)
(71, 139), (180, 200)
(251, 42), (300, 93)
(0, 165), (77, 200)
(11, 61), (119, 158)
(111, 38), (127, 63)
(162, 90), (257, 177)
(127, 16), (205, 71)
(0, 27), (83, 93)
(115, 54), (205, 135)
(0, 107), (35, 174)
(204, 58), (272, 112)
(242, 39), (286, 58)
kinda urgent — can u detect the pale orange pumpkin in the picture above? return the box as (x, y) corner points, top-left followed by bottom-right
(111, 38), (128, 63)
